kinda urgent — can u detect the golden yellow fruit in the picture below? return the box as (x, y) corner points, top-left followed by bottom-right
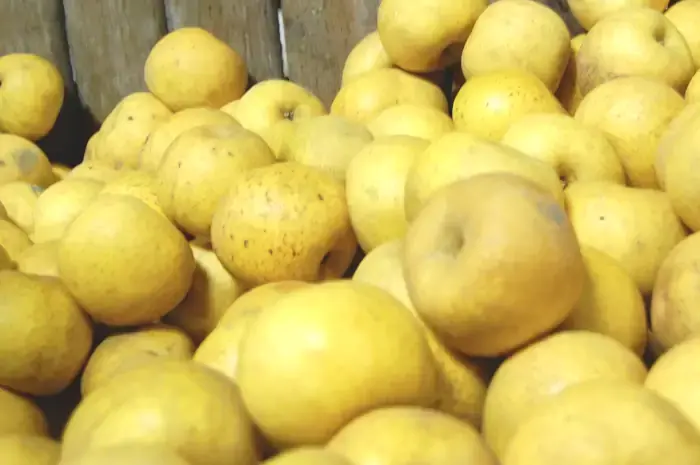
(562, 247), (648, 356)
(280, 115), (373, 182)
(352, 239), (488, 428)
(0, 181), (44, 234)
(0, 53), (64, 140)
(405, 173), (585, 356)
(99, 170), (165, 217)
(462, 0), (570, 92)
(341, 31), (393, 86)
(565, 181), (686, 294)
(646, 337), (700, 432)
(0, 219), (32, 263)
(31, 178), (104, 244)
(0, 435), (60, 465)
(81, 324), (194, 397)
(650, 232), (700, 351)
(404, 132), (564, 222)
(58, 195), (195, 326)
(16, 241), (60, 278)
(452, 69), (565, 141)
(0, 386), (48, 436)
(576, 8), (694, 96)
(377, 0), (487, 72)
(237, 280), (439, 448)
(483, 330), (647, 458)
(51, 163), (70, 181)
(331, 68), (449, 123)
(655, 106), (700, 231)
(501, 112), (625, 186)
(0, 244), (11, 270)
(657, 102), (700, 190)
(0, 134), (55, 187)
(193, 281), (310, 381)
(0, 271), (92, 395)
(67, 161), (125, 184)
(366, 104), (454, 141)
(94, 92), (172, 169)
(229, 80), (327, 158)
(156, 124), (275, 237)
(82, 132), (101, 162)
(346, 136), (429, 252)
(328, 406), (497, 465)
(261, 448), (353, 465)
(556, 33), (587, 114)
(211, 162), (356, 286)
(61, 360), (259, 465)
(164, 245), (247, 343)
(666, 0), (700, 69)
(687, 70), (700, 103)
(145, 27), (247, 111)
(502, 380), (700, 465)
(138, 107), (239, 173)
(569, 0), (670, 30)
(57, 444), (191, 465)
(574, 76), (685, 188)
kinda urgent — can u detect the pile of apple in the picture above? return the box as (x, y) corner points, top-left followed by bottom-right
(5, 0), (700, 464)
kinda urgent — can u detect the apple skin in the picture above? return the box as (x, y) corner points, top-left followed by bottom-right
(404, 172), (585, 357)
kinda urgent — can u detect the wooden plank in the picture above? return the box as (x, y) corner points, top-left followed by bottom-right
(164, 0), (283, 84)
(63, 0), (168, 122)
(282, 0), (380, 106)
(0, 0), (93, 168)
(0, 0), (72, 87)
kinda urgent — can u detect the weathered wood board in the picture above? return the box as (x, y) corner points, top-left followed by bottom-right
(62, 0), (167, 122)
(164, 0), (284, 84)
(0, 0), (73, 86)
(282, 0), (380, 106)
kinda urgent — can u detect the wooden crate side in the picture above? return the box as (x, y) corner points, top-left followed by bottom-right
(164, 0), (283, 85)
(0, 1), (96, 167)
(282, 0), (380, 106)
(62, 0), (167, 122)
(0, 0), (73, 87)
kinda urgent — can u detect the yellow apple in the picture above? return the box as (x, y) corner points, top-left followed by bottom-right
(279, 115), (373, 181)
(377, 0), (487, 72)
(565, 181), (686, 294)
(404, 173), (585, 356)
(575, 76), (685, 188)
(341, 31), (393, 86)
(331, 68), (449, 123)
(576, 7), (694, 96)
(145, 27), (247, 111)
(501, 112), (625, 186)
(404, 132), (564, 221)
(452, 69), (565, 141)
(346, 136), (429, 252)
(462, 0), (571, 92)
(0, 53), (64, 140)
(366, 104), (454, 141)
(569, 0), (670, 30)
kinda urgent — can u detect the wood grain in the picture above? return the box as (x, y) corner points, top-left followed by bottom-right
(282, 0), (380, 106)
(0, 0), (72, 86)
(0, 0), (94, 167)
(164, 0), (283, 84)
(63, 0), (167, 122)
